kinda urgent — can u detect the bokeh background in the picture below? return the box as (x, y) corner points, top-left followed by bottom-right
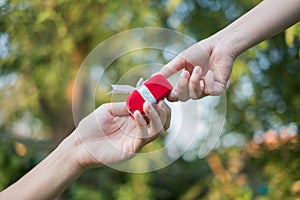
(1, 0), (300, 199)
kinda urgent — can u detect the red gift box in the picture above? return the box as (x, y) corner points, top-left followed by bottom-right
(126, 74), (173, 116)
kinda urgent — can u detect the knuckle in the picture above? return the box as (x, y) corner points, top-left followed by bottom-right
(178, 96), (188, 102)
(188, 88), (198, 100)
(196, 93), (203, 99)
(178, 83), (186, 91)
(190, 74), (200, 83)
(190, 95), (198, 100)
(164, 123), (170, 131)
(189, 91), (197, 100)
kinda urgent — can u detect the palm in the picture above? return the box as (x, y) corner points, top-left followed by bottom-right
(100, 114), (146, 159)
(74, 102), (169, 168)
(159, 38), (235, 100)
(76, 107), (143, 166)
(202, 41), (235, 95)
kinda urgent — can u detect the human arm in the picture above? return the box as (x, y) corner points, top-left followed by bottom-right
(159, 0), (300, 101)
(216, 0), (300, 56)
(0, 101), (170, 200)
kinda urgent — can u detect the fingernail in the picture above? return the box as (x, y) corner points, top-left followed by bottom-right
(181, 70), (189, 79)
(194, 66), (200, 74)
(200, 80), (205, 91)
(134, 110), (142, 119)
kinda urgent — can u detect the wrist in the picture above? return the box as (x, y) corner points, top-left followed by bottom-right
(58, 131), (88, 172)
(211, 27), (248, 57)
(63, 129), (103, 170)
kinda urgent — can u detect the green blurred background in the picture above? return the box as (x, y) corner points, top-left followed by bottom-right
(1, 0), (300, 199)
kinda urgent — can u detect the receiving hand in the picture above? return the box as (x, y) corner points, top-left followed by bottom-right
(73, 101), (171, 169)
(159, 37), (236, 102)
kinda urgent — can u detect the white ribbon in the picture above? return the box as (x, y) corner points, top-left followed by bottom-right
(137, 85), (157, 104)
(107, 77), (157, 104)
(107, 78), (144, 95)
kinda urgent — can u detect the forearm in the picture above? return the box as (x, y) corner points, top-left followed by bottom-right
(214, 0), (300, 56)
(0, 133), (84, 200)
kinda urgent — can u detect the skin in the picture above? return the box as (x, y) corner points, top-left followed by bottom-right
(159, 0), (300, 102)
(1, 0), (300, 198)
(0, 101), (171, 200)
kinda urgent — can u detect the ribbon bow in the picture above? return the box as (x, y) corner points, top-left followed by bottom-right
(107, 77), (157, 105)
(107, 77), (144, 95)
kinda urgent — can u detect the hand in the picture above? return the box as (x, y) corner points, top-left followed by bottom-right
(159, 36), (236, 102)
(72, 101), (171, 169)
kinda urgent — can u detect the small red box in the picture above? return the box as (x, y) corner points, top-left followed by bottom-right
(126, 74), (173, 116)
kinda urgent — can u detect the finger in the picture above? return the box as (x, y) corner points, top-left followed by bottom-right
(159, 56), (185, 78)
(133, 110), (148, 138)
(200, 79), (205, 91)
(155, 101), (169, 127)
(203, 70), (226, 96)
(143, 102), (164, 141)
(203, 70), (216, 95)
(106, 102), (129, 117)
(176, 70), (190, 102)
(213, 81), (227, 95)
(167, 70), (189, 102)
(210, 68), (227, 95)
(158, 101), (171, 131)
(188, 66), (203, 100)
(167, 90), (178, 102)
(132, 110), (148, 149)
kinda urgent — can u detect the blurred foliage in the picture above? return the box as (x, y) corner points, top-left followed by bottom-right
(0, 0), (300, 199)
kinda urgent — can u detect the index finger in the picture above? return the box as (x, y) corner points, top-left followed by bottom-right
(158, 56), (189, 78)
(106, 102), (130, 117)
